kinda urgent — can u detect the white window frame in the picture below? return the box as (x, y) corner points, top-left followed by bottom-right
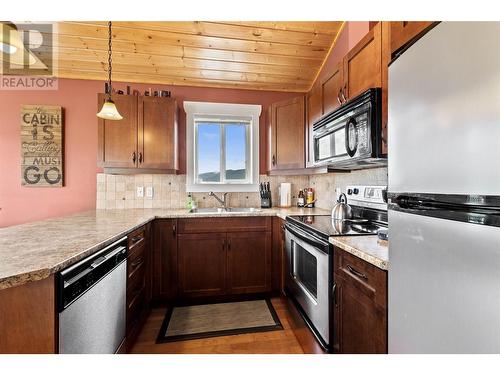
(184, 101), (261, 192)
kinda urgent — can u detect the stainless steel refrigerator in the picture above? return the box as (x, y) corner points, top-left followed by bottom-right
(388, 22), (500, 353)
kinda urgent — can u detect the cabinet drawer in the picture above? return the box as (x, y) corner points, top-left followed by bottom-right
(178, 217), (271, 234)
(127, 247), (146, 287)
(128, 226), (146, 252)
(334, 247), (387, 307)
(126, 283), (146, 331)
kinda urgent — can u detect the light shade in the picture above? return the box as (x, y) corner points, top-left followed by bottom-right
(97, 99), (123, 120)
(0, 22), (36, 66)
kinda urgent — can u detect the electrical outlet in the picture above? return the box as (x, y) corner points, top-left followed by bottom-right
(136, 186), (144, 198)
(146, 186), (154, 198)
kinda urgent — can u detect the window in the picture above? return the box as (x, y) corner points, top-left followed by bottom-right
(184, 102), (261, 192)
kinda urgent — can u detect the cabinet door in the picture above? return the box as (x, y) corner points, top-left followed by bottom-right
(227, 231), (272, 294)
(335, 274), (387, 354)
(97, 94), (138, 168)
(178, 233), (227, 298)
(270, 96), (305, 170)
(306, 87), (322, 167)
(322, 61), (343, 114)
(152, 219), (178, 301)
(343, 22), (382, 101)
(138, 97), (178, 170)
(390, 21), (434, 55)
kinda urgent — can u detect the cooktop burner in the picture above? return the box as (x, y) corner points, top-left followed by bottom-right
(287, 214), (387, 240)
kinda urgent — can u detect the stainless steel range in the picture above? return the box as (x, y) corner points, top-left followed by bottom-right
(284, 185), (387, 350)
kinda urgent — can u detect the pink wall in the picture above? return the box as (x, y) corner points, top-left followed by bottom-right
(0, 79), (297, 227)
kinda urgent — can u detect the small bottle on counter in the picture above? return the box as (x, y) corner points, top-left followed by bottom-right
(305, 188), (315, 208)
(297, 190), (305, 207)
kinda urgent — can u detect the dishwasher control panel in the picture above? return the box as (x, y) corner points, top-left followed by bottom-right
(57, 237), (127, 312)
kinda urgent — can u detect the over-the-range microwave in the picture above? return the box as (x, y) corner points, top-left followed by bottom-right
(313, 88), (387, 170)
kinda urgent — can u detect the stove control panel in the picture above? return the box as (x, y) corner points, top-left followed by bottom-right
(346, 185), (387, 210)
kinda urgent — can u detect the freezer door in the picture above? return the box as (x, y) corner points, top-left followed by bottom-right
(388, 210), (500, 353)
(388, 22), (500, 196)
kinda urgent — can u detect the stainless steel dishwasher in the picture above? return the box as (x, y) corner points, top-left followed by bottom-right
(58, 237), (127, 354)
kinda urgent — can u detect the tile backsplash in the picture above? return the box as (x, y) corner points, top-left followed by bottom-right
(97, 173), (309, 210)
(96, 168), (387, 210)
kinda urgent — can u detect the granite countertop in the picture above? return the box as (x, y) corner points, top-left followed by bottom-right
(0, 207), (330, 290)
(329, 236), (389, 270)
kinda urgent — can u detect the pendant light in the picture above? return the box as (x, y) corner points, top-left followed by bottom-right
(97, 21), (123, 121)
(0, 22), (36, 66)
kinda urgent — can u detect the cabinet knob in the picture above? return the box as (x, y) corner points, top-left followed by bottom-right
(138, 152), (143, 163)
(132, 152), (136, 163)
(272, 155), (276, 166)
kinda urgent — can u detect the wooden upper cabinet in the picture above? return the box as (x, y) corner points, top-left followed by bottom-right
(390, 21), (435, 55)
(98, 94), (178, 171)
(138, 97), (178, 170)
(343, 22), (382, 101)
(97, 94), (138, 168)
(322, 61), (343, 114)
(226, 231), (272, 295)
(269, 96), (305, 171)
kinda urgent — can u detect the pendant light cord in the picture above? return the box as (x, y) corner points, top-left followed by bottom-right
(107, 21), (112, 98)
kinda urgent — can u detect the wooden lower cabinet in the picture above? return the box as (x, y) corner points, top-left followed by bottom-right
(226, 231), (272, 294)
(125, 223), (152, 351)
(178, 232), (227, 298)
(176, 217), (273, 299)
(333, 247), (387, 354)
(152, 219), (178, 301)
(271, 217), (286, 293)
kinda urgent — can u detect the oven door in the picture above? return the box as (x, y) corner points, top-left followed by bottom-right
(284, 222), (331, 347)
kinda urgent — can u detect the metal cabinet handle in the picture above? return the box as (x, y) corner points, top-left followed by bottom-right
(131, 235), (143, 244)
(227, 239), (231, 251)
(272, 155), (276, 166)
(172, 223), (176, 237)
(132, 152), (136, 163)
(130, 257), (144, 271)
(332, 282), (337, 305)
(337, 89), (342, 105)
(381, 122), (388, 145)
(341, 88), (347, 103)
(138, 152), (143, 163)
(346, 264), (367, 280)
(343, 84), (347, 101)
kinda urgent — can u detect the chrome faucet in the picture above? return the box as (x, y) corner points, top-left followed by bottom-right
(209, 192), (229, 210)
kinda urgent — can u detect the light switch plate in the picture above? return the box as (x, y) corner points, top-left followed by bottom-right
(137, 186), (144, 198)
(146, 186), (154, 198)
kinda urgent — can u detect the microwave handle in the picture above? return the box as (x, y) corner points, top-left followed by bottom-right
(345, 117), (358, 157)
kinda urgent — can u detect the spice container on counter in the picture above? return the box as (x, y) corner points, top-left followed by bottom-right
(305, 188), (315, 208)
(297, 189), (305, 207)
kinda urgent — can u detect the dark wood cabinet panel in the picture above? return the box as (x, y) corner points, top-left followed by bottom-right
(178, 217), (271, 234)
(178, 233), (227, 298)
(390, 21), (435, 55)
(125, 223), (151, 352)
(271, 217), (286, 293)
(138, 97), (178, 170)
(322, 61), (343, 114)
(343, 22), (382, 101)
(333, 247), (387, 354)
(97, 94), (138, 168)
(98, 94), (178, 172)
(152, 219), (178, 301)
(269, 96), (305, 170)
(226, 231), (272, 294)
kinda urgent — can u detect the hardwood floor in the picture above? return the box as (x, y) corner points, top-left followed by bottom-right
(130, 297), (304, 354)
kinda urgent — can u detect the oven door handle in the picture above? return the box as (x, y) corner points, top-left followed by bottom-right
(285, 222), (330, 252)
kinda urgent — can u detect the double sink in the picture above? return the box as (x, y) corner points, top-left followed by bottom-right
(188, 207), (262, 214)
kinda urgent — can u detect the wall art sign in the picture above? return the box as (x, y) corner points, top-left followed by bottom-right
(21, 105), (64, 187)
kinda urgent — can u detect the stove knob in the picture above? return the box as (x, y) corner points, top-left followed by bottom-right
(353, 188), (359, 195)
(347, 189), (353, 195)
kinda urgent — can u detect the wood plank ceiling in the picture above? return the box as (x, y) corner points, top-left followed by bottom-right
(45, 21), (344, 92)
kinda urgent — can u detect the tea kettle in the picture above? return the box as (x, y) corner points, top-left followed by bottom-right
(331, 193), (352, 221)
